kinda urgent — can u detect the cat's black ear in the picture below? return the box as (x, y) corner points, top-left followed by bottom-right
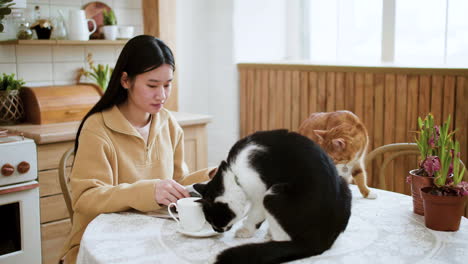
(193, 183), (207, 196)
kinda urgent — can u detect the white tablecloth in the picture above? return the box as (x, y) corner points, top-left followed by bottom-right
(77, 186), (468, 264)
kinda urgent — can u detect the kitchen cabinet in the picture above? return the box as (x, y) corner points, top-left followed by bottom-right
(1, 111), (211, 264)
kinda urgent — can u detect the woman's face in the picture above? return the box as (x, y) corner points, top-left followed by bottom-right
(122, 64), (173, 114)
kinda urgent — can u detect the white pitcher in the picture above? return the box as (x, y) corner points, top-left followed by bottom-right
(67, 10), (96, 41)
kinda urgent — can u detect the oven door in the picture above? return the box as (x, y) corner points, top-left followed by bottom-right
(0, 181), (41, 264)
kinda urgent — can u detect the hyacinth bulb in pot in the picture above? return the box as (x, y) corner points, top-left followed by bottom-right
(420, 132), (467, 231)
(410, 114), (467, 231)
(408, 113), (444, 215)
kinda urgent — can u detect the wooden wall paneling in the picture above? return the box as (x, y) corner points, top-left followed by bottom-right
(308, 72), (318, 114)
(261, 70), (270, 131)
(418, 75), (431, 119)
(373, 74), (385, 188)
(283, 71), (292, 130)
(354, 73), (365, 120)
(394, 74), (408, 194)
(406, 75), (420, 195)
(363, 73), (374, 186)
(254, 70), (262, 132)
(431, 75), (444, 124)
(383, 74), (396, 191)
(326, 72), (336, 112)
(455, 77), (467, 163)
(443, 76), (456, 130)
(335, 72), (345, 110)
(363, 73), (375, 151)
(275, 71), (285, 130)
(317, 72), (327, 111)
(268, 70), (277, 130)
(291, 71), (301, 130)
(239, 70), (247, 137)
(246, 69), (255, 137)
(345, 72), (355, 112)
(299, 72), (309, 125)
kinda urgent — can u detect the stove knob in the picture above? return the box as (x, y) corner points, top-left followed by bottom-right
(1, 164), (14, 176)
(17, 161), (31, 174)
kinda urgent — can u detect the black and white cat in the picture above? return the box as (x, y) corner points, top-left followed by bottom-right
(194, 129), (352, 264)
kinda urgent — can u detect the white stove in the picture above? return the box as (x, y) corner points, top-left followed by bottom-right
(0, 129), (42, 264)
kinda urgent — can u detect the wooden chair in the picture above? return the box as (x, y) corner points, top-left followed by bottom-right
(365, 143), (420, 190)
(58, 147), (74, 222)
(365, 142), (467, 217)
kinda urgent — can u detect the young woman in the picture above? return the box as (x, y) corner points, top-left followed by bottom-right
(60, 35), (214, 264)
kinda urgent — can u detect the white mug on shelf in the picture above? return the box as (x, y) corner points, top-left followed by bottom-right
(67, 10), (96, 41)
(168, 197), (206, 232)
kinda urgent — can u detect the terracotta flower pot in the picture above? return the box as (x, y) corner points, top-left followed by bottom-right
(410, 169), (434, 215)
(421, 187), (467, 231)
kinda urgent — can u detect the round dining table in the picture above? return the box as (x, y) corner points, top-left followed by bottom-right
(76, 185), (468, 264)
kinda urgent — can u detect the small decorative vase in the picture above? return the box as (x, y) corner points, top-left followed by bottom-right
(421, 187), (467, 231)
(0, 90), (24, 124)
(410, 169), (434, 215)
(102, 25), (118, 40)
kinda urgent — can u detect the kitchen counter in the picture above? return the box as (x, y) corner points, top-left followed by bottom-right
(1, 111), (212, 144)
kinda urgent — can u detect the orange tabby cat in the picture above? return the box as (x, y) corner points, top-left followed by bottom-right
(298, 110), (377, 199)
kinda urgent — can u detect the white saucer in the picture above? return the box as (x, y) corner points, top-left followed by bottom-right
(176, 223), (219, 238)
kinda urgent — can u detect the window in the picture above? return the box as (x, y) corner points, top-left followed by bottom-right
(305, 0), (468, 67)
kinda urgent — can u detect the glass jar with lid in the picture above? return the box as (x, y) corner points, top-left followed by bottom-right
(17, 22), (33, 40)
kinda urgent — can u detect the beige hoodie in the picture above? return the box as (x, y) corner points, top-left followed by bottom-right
(60, 105), (211, 263)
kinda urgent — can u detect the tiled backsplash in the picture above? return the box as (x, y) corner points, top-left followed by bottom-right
(0, 0), (142, 86)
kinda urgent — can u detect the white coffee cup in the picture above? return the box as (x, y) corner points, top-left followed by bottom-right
(168, 197), (205, 232)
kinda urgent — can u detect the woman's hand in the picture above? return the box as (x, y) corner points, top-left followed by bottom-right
(154, 179), (190, 206)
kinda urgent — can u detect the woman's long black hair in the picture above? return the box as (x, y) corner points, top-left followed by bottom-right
(74, 35), (175, 153)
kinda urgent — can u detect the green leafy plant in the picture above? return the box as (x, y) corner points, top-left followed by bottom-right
(103, 9), (117, 26)
(414, 113), (467, 196)
(0, 73), (25, 91)
(0, 0), (15, 32)
(77, 53), (113, 91)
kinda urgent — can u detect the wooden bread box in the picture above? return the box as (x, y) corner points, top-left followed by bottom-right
(20, 84), (103, 124)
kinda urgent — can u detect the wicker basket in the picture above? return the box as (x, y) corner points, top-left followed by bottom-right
(0, 90), (24, 124)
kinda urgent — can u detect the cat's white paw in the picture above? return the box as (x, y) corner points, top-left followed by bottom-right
(365, 191), (377, 199)
(264, 231), (272, 240)
(235, 226), (255, 238)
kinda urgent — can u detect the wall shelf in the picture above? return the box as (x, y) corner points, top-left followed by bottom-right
(0, 39), (128, 45)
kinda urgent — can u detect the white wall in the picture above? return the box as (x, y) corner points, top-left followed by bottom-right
(177, 0), (238, 167)
(234, 0), (287, 61)
(177, 0), (288, 166)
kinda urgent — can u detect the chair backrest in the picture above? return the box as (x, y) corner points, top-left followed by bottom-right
(365, 143), (420, 190)
(59, 147), (74, 222)
(365, 143), (467, 190)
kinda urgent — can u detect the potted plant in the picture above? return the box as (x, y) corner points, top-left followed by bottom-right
(0, 0), (14, 32)
(407, 113), (441, 215)
(102, 9), (117, 40)
(0, 73), (25, 124)
(418, 115), (467, 231)
(77, 53), (113, 91)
